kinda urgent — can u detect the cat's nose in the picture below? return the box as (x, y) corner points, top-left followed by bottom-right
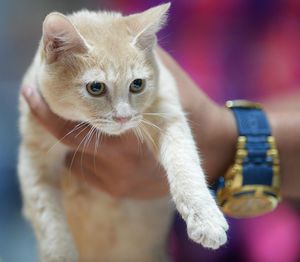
(112, 115), (132, 124)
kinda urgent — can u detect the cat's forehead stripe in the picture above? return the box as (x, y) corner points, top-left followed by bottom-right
(82, 66), (151, 84)
(82, 69), (105, 83)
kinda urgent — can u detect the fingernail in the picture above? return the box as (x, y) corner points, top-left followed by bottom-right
(22, 85), (33, 98)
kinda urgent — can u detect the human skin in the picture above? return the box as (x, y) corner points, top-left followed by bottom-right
(21, 48), (300, 200)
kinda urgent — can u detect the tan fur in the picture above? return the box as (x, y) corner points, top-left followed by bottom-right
(18, 4), (228, 262)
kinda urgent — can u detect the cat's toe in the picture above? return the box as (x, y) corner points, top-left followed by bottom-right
(188, 223), (227, 249)
(41, 240), (78, 262)
(41, 252), (77, 262)
(187, 210), (228, 249)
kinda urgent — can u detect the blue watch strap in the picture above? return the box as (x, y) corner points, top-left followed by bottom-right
(231, 108), (271, 136)
(231, 107), (274, 186)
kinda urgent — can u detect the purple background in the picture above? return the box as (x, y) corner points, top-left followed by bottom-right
(0, 0), (299, 261)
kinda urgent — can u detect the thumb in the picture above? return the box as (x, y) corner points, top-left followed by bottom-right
(21, 85), (91, 150)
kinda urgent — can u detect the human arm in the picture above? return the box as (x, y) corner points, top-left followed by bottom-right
(159, 49), (300, 200)
(21, 49), (300, 200)
(264, 94), (300, 199)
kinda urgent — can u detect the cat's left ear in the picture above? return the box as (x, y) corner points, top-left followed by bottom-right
(127, 3), (170, 49)
(42, 12), (89, 63)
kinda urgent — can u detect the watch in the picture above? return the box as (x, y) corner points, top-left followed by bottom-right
(216, 100), (281, 218)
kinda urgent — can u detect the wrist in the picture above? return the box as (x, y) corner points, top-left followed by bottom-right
(188, 95), (237, 184)
(207, 105), (237, 182)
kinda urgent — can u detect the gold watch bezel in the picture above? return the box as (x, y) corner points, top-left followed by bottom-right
(217, 131), (281, 218)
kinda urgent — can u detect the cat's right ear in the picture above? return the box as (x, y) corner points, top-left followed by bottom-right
(126, 3), (170, 50)
(42, 12), (89, 63)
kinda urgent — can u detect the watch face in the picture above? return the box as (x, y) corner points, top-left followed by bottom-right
(222, 195), (278, 218)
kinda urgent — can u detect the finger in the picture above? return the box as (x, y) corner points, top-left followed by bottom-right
(21, 85), (84, 145)
(21, 85), (66, 127)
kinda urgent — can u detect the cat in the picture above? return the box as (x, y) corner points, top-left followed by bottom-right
(18, 3), (228, 262)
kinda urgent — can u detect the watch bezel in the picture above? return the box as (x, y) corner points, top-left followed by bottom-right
(218, 187), (280, 218)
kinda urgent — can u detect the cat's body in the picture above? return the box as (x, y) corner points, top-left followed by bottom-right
(18, 4), (228, 262)
(19, 47), (174, 261)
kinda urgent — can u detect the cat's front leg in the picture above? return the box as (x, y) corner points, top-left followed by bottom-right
(158, 116), (229, 249)
(18, 145), (77, 262)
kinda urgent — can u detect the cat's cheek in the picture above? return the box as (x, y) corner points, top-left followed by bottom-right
(52, 103), (87, 121)
(131, 92), (154, 112)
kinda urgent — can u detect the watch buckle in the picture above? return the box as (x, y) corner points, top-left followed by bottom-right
(226, 100), (262, 109)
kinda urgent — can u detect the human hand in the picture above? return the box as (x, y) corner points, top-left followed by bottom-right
(21, 84), (169, 199)
(21, 48), (236, 199)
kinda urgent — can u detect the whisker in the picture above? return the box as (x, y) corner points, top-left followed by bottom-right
(84, 126), (97, 176)
(93, 128), (101, 174)
(67, 126), (91, 184)
(140, 118), (174, 144)
(80, 126), (95, 171)
(47, 121), (87, 153)
(132, 129), (141, 154)
(136, 126), (144, 144)
(139, 124), (158, 152)
(143, 112), (172, 118)
(95, 128), (102, 152)
(78, 126), (97, 186)
(92, 119), (113, 124)
(143, 112), (201, 127)
(134, 127), (145, 155)
(184, 117), (202, 128)
(140, 119), (163, 133)
(74, 123), (91, 138)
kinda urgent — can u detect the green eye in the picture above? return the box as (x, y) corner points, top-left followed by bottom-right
(86, 81), (107, 96)
(129, 79), (145, 94)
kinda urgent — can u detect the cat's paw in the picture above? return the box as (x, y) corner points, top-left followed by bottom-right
(186, 207), (229, 249)
(40, 237), (78, 262)
(41, 249), (78, 262)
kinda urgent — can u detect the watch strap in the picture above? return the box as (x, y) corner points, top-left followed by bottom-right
(231, 108), (271, 136)
(231, 107), (274, 186)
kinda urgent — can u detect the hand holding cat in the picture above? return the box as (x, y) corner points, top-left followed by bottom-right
(21, 48), (237, 199)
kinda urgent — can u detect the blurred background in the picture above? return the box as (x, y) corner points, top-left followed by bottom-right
(0, 0), (300, 261)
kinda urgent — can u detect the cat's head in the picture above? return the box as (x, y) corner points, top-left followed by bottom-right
(39, 3), (170, 135)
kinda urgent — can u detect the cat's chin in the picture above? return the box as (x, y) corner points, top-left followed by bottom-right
(93, 122), (138, 136)
(102, 128), (131, 136)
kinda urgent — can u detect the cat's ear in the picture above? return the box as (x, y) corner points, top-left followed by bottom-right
(42, 12), (89, 63)
(127, 3), (170, 49)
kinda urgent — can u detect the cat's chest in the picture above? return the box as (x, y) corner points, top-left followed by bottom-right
(61, 176), (173, 261)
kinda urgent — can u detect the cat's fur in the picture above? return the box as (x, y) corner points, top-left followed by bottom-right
(18, 4), (228, 261)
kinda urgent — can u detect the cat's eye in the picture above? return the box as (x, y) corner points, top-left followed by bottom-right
(86, 81), (107, 96)
(129, 79), (145, 94)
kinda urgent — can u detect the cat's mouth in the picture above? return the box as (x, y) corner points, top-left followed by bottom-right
(90, 115), (142, 135)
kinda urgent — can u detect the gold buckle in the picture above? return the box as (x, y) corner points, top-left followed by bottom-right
(226, 100), (262, 109)
(267, 136), (280, 188)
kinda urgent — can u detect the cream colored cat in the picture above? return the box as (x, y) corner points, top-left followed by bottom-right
(18, 3), (228, 262)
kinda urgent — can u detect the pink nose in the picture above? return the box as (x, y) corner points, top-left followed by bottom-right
(112, 116), (132, 124)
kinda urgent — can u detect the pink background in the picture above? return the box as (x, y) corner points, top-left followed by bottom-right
(0, 0), (299, 261)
